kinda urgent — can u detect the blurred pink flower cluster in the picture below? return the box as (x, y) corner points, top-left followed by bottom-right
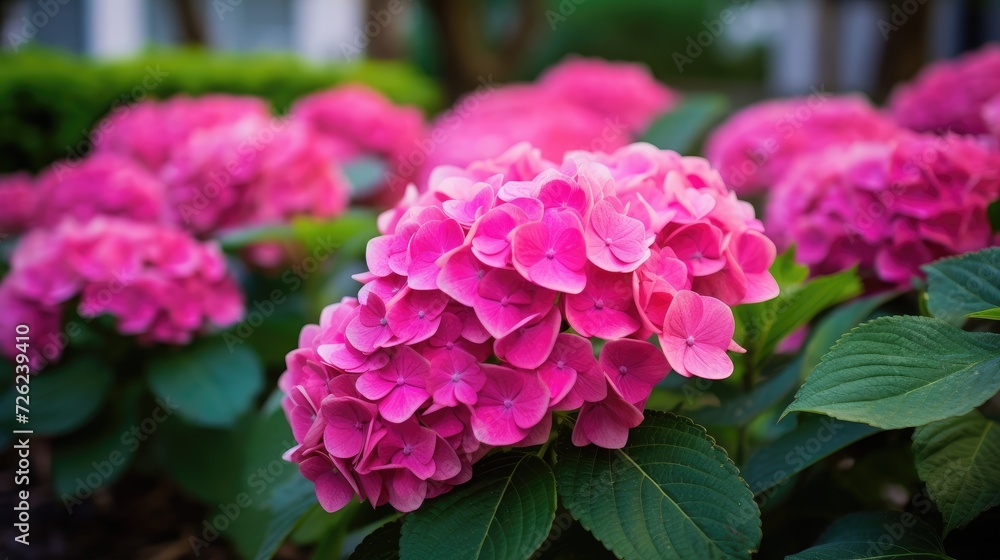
(0, 218), (244, 367)
(421, 58), (679, 182)
(707, 44), (1000, 285)
(706, 95), (899, 195)
(0, 85), (430, 365)
(767, 133), (1000, 286)
(279, 142), (778, 513)
(888, 45), (1000, 135)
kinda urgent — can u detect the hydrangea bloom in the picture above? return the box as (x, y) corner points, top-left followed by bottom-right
(766, 132), (1000, 285)
(94, 94), (272, 173)
(705, 95), (899, 194)
(291, 85), (427, 203)
(422, 58), (678, 179)
(0, 218), (244, 367)
(0, 172), (37, 235)
(888, 45), (1000, 135)
(279, 142), (777, 513)
(161, 115), (350, 238)
(34, 153), (167, 229)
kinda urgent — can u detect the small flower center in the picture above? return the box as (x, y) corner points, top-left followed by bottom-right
(594, 299), (605, 310)
(686, 336), (696, 347)
(417, 310), (426, 319)
(500, 296), (510, 307)
(402, 444), (412, 456)
(618, 365), (628, 375)
(545, 249), (556, 260)
(477, 269), (486, 279)
(691, 251), (703, 260)
(445, 341), (455, 350)
(354, 421), (363, 430)
(556, 359), (566, 369)
(397, 376), (406, 385)
(451, 372), (462, 383)
(503, 399), (514, 409)
(379, 317), (387, 326)
(604, 237), (614, 246)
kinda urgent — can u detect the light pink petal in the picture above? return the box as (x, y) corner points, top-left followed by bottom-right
(683, 345), (734, 380)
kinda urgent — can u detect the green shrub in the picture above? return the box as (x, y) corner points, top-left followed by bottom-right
(0, 48), (443, 173)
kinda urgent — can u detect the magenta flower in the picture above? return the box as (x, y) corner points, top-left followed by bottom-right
(888, 44), (1000, 135)
(470, 365), (550, 446)
(766, 132), (1000, 285)
(279, 141), (777, 514)
(512, 211), (588, 294)
(660, 290), (743, 379)
(0, 218), (244, 367)
(356, 346), (430, 423)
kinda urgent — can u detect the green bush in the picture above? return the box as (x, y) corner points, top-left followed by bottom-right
(0, 48), (443, 173)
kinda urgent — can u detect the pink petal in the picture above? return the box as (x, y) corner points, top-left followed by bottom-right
(494, 306), (561, 369)
(438, 245), (492, 307)
(407, 219), (465, 290)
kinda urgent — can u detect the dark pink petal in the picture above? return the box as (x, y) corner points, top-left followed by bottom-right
(494, 306), (561, 369)
(565, 265), (641, 338)
(387, 469), (428, 512)
(438, 245), (492, 307)
(407, 219), (465, 290)
(474, 268), (556, 339)
(663, 223), (726, 277)
(600, 338), (670, 405)
(571, 381), (644, 449)
(322, 396), (377, 459)
(345, 294), (393, 352)
(427, 348), (486, 407)
(385, 289), (449, 344)
(512, 212), (588, 293)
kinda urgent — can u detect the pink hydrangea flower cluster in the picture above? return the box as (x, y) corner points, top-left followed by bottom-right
(888, 44), (1000, 135)
(291, 85), (427, 204)
(766, 132), (1000, 285)
(0, 217), (244, 367)
(421, 58), (679, 180)
(92, 95), (351, 239)
(0, 172), (37, 235)
(279, 142), (777, 513)
(705, 95), (899, 194)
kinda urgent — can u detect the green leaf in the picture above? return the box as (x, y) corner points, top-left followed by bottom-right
(737, 265), (861, 367)
(51, 381), (143, 500)
(215, 223), (298, 251)
(924, 247), (1000, 325)
(640, 93), (730, 153)
(401, 453), (556, 560)
(799, 292), (900, 378)
(741, 414), (879, 495)
(967, 307), (1000, 321)
(5, 355), (112, 435)
(291, 210), (379, 257)
(690, 355), (802, 427)
(912, 411), (1000, 534)
(146, 337), (264, 428)
(156, 415), (248, 504)
(351, 520), (402, 560)
(554, 412), (760, 560)
(784, 316), (1000, 429)
(253, 474), (318, 560)
(987, 199), (1000, 233)
(787, 511), (953, 559)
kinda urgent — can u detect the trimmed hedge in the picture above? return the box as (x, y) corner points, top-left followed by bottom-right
(0, 48), (443, 173)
